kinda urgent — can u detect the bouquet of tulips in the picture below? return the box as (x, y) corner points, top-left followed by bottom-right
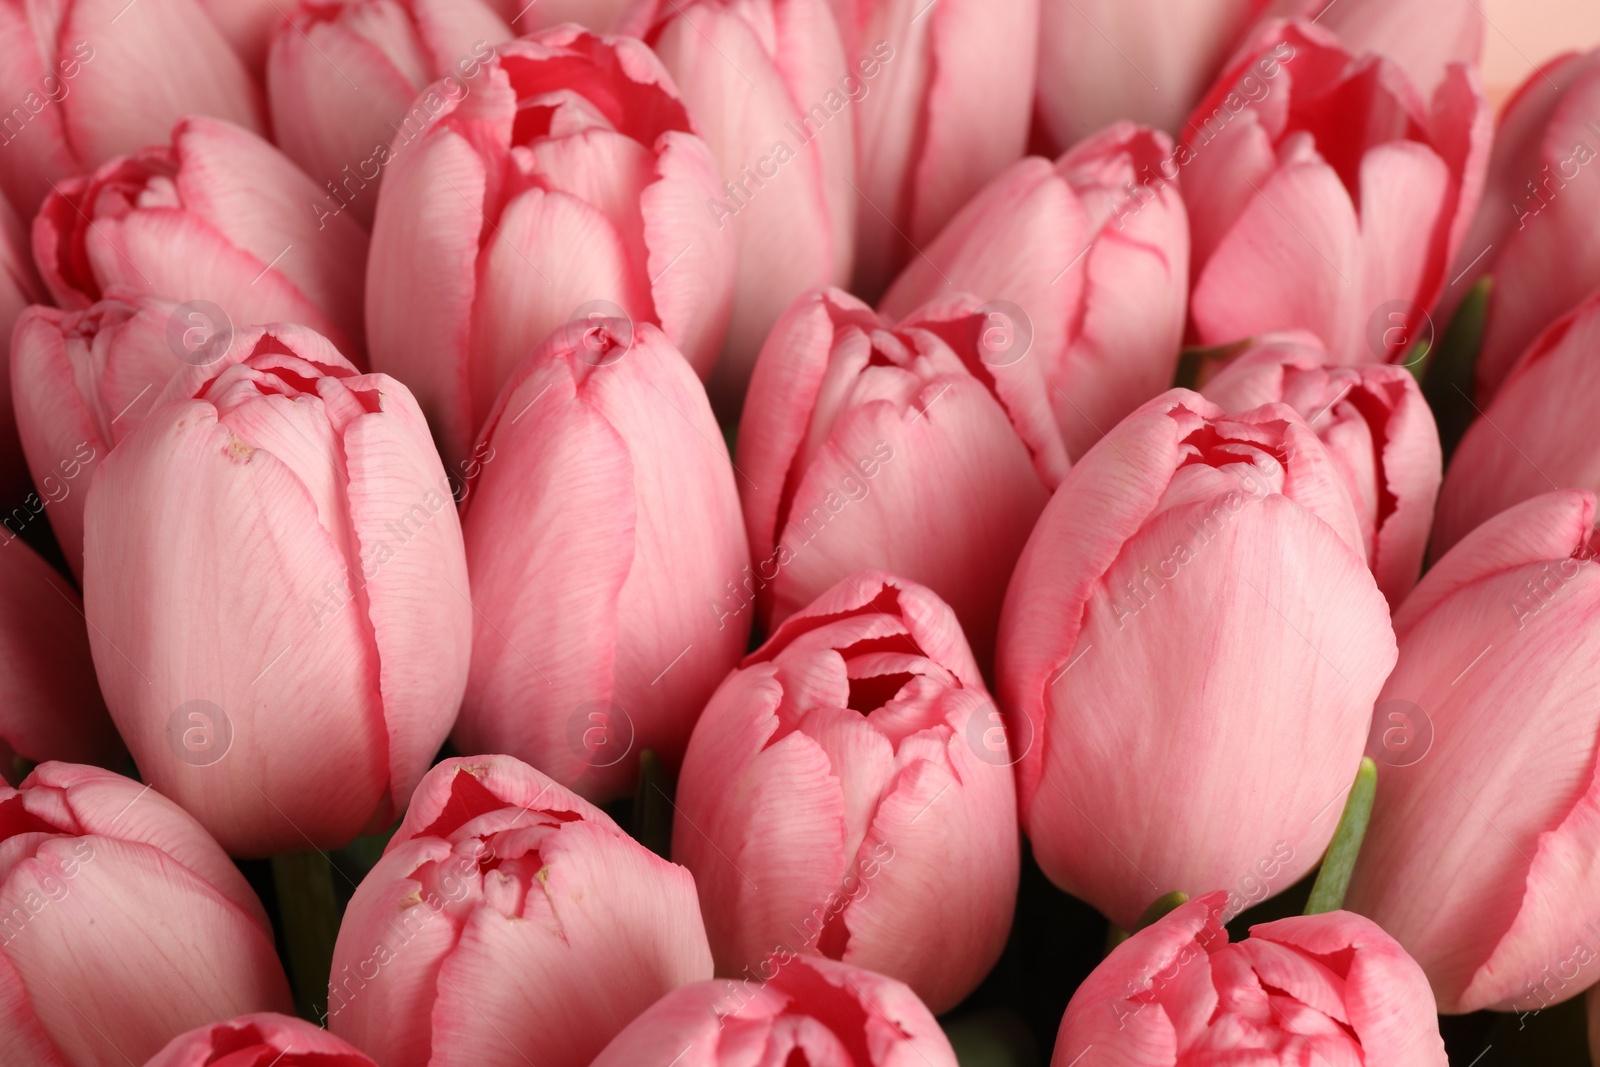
(4, 0), (1600, 1064)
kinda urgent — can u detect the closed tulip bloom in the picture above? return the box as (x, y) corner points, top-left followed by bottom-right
(146, 1014), (376, 1067)
(997, 390), (1396, 928)
(1035, 0), (1268, 152)
(1435, 291), (1600, 555)
(454, 320), (747, 801)
(366, 26), (735, 469)
(618, 0), (856, 409)
(267, 0), (513, 229)
(1183, 21), (1490, 364)
(0, 539), (121, 781)
(0, 0), (263, 217)
(881, 122), (1190, 459)
(591, 955), (958, 1067)
(1263, 0), (1482, 99)
(33, 117), (370, 357)
(1052, 891), (1447, 1066)
(1446, 48), (1600, 398)
(1347, 490), (1600, 1013)
(0, 193), (44, 501)
(738, 288), (1068, 664)
(82, 324), (471, 856)
(675, 572), (1016, 1013)
(1202, 331), (1441, 605)
(11, 294), (210, 580)
(329, 755), (712, 1067)
(0, 763), (292, 1065)
(832, 0), (1038, 298)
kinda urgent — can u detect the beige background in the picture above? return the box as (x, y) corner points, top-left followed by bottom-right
(1483, 0), (1600, 104)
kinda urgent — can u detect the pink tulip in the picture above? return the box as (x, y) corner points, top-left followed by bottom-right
(0, 193), (44, 501)
(198, 0), (291, 77)
(996, 389), (1396, 928)
(590, 955), (958, 1067)
(618, 0), (857, 409)
(1035, 0), (1269, 152)
(674, 571), (1017, 1013)
(453, 319), (747, 801)
(1347, 490), (1600, 1013)
(267, 0), (513, 229)
(738, 288), (1068, 664)
(10, 294), (213, 580)
(1262, 0), (1483, 98)
(0, 0), (263, 218)
(1052, 891), (1447, 1065)
(880, 122), (1190, 459)
(1183, 20), (1490, 364)
(0, 763), (292, 1065)
(329, 755), (712, 1067)
(365, 26), (735, 469)
(0, 538), (121, 781)
(33, 117), (370, 357)
(1434, 290), (1600, 555)
(832, 0), (1038, 298)
(1201, 331), (1441, 605)
(146, 1014), (376, 1067)
(1445, 48), (1600, 398)
(82, 323), (471, 856)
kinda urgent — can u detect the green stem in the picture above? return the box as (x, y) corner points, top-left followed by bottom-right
(633, 750), (672, 859)
(271, 850), (340, 1021)
(1304, 757), (1378, 915)
(1422, 276), (1492, 464)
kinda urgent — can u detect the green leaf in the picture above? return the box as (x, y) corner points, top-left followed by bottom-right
(271, 850), (340, 1022)
(1105, 890), (1190, 952)
(1304, 757), (1378, 915)
(633, 749), (673, 859)
(1422, 277), (1492, 463)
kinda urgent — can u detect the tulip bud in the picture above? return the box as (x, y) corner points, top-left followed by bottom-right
(32, 117), (370, 358)
(0, 763), (292, 1064)
(618, 0), (857, 409)
(1434, 290), (1600, 555)
(738, 288), (1068, 664)
(881, 122), (1190, 459)
(837, 0), (1038, 298)
(484, 0), (630, 32)
(453, 319), (748, 800)
(83, 323), (471, 856)
(1348, 490), (1600, 1013)
(0, 0), (264, 217)
(0, 193), (44, 502)
(146, 1014), (376, 1067)
(267, 0), (514, 228)
(1034, 0), (1268, 152)
(675, 571), (1017, 1013)
(198, 0), (290, 76)
(1445, 46), (1600, 398)
(1053, 891), (1447, 1065)
(0, 538), (121, 781)
(365, 26), (736, 469)
(997, 389), (1397, 928)
(590, 955), (958, 1067)
(329, 755), (712, 1067)
(1202, 331), (1442, 605)
(1183, 20), (1489, 364)
(11, 294), (213, 579)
